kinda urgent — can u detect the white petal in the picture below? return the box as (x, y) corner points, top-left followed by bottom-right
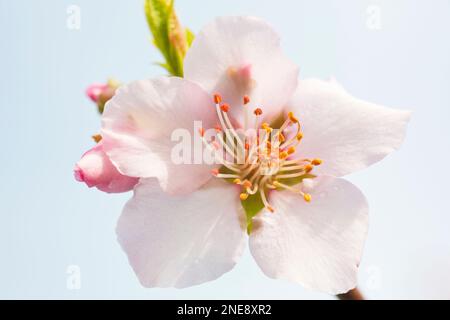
(249, 177), (369, 294)
(101, 77), (218, 195)
(117, 179), (247, 288)
(184, 16), (298, 123)
(289, 79), (411, 177)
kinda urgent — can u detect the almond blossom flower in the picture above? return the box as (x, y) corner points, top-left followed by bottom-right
(101, 16), (410, 294)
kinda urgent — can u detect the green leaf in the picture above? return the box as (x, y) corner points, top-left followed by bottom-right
(145, 0), (170, 52)
(144, 0), (194, 77)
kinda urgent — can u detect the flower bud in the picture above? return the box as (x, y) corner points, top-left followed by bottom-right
(74, 143), (138, 193)
(85, 79), (120, 113)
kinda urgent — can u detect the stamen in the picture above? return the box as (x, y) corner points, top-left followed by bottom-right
(214, 94), (222, 104)
(278, 118), (292, 133)
(259, 187), (274, 213)
(198, 127), (205, 137)
(201, 136), (240, 172)
(254, 108), (263, 116)
(216, 173), (240, 179)
(214, 101), (243, 161)
(280, 121), (302, 149)
(279, 151), (288, 159)
(218, 103), (245, 155)
(242, 180), (252, 189)
(246, 184), (259, 195)
(278, 164), (308, 172)
(240, 193), (249, 201)
(288, 111), (299, 124)
(92, 134), (102, 143)
(220, 103), (230, 113)
(303, 193), (312, 202)
(275, 171), (308, 179)
(243, 96), (249, 131)
(261, 123), (272, 133)
(206, 94), (320, 212)
(273, 181), (312, 203)
(215, 133), (239, 161)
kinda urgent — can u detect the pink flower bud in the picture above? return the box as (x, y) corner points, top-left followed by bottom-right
(86, 83), (108, 103)
(85, 80), (120, 113)
(74, 143), (138, 193)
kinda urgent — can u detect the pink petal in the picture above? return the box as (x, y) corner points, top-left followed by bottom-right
(184, 16), (299, 125)
(249, 176), (369, 294)
(117, 179), (247, 288)
(101, 77), (219, 195)
(74, 143), (138, 193)
(288, 78), (411, 177)
(86, 83), (108, 103)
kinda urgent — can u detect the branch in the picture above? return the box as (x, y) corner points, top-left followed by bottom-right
(336, 287), (364, 300)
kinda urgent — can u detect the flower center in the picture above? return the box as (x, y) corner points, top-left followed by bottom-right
(200, 94), (322, 213)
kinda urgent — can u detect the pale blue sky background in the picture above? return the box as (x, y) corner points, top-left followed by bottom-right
(1, 0), (449, 299)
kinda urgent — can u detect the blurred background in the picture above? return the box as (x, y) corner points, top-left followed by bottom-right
(1, 0), (449, 299)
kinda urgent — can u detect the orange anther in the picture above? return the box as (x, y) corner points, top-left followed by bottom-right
(253, 108), (263, 116)
(92, 134), (102, 143)
(220, 103), (230, 112)
(242, 180), (252, 188)
(243, 95), (250, 105)
(303, 193), (312, 202)
(214, 124), (222, 132)
(198, 127), (205, 137)
(240, 193), (249, 201)
(213, 94), (222, 104)
(279, 151), (288, 159)
(288, 111), (299, 124)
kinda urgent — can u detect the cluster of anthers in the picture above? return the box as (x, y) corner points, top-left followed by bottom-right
(199, 94), (323, 213)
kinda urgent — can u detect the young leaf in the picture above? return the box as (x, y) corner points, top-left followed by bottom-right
(185, 28), (195, 47)
(144, 0), (194, 77)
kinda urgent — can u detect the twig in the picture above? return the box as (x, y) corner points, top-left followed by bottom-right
(336, 287), (364, 300)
